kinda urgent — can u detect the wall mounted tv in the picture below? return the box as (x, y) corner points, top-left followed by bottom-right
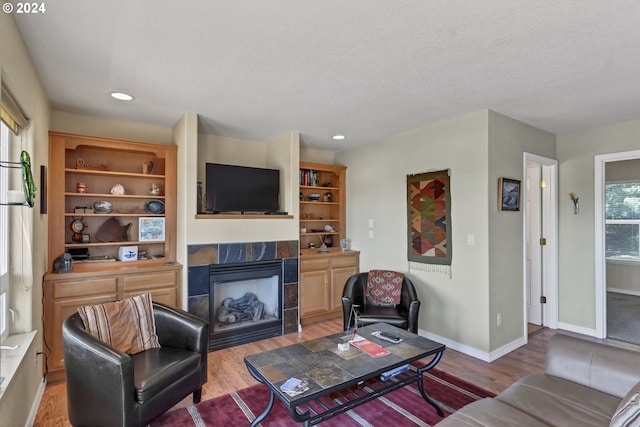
(205, 163), (281, 214)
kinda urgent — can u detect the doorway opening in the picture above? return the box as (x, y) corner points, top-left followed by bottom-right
(523, 153), (558, 341)
(595, 149), (640, 340)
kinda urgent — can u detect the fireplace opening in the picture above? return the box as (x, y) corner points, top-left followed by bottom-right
(209, 260), (282, 351)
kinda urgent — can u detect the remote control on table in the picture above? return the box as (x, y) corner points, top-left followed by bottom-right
(373, 331), (403, 343)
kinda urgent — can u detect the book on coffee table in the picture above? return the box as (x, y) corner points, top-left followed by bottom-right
(348, 334), (391, 358)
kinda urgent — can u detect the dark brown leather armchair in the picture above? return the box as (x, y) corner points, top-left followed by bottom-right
(62, 302), (208, 427)
(342, 272), (420, 333)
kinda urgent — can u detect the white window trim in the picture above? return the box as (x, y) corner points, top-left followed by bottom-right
(0, 121), (10, 340)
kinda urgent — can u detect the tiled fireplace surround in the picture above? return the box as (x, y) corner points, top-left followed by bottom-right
(187, 240), (299, 350)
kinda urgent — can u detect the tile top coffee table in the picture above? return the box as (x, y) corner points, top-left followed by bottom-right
(244, 322), (446, 426)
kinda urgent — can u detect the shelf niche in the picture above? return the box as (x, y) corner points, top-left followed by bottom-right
(48, 132), (178, 272)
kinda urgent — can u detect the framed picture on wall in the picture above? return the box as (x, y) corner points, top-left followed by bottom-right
(498, 177), (521, 211)
(139, 217), (165, 241)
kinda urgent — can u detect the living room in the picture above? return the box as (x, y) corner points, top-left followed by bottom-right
(3, 3), (640, 426)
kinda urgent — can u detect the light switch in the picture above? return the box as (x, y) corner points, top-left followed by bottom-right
(368, 219), (374, 228)
(467, 234), (475, 246)
(368, 229), (374, 239)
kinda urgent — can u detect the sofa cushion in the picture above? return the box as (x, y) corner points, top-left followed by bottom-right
(497, 373), (620, 427)
(77, 292), (160, 355)
(436, 398), (549, 426)
(367, 270), (403, 304)
(545, 334), (640, 399)
(610, 380), (640, 427)
(131, 347), (201, 403)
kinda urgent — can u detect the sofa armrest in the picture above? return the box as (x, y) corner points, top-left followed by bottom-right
(153, 302), (209, 386)
(545, 334), (640, 398)
(153, 302), (208, 353)
(62, 314), (133, 426)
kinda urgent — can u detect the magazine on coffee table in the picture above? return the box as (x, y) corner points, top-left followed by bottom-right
(348, 334), (391, 358)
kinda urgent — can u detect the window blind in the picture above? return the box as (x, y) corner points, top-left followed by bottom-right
(0, 83), (28, 134)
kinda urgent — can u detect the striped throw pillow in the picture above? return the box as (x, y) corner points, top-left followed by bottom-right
(77, 292), (160, 355)
(611, 382), (640, 427)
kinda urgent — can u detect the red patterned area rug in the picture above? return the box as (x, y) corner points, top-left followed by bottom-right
(151, 368), (494, 427)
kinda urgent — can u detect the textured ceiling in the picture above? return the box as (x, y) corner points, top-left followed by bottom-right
(13, 1), (640, 152)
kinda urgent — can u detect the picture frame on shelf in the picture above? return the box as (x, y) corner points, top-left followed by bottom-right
(498, 177), (521, 211)
(139, 217), (165, 242)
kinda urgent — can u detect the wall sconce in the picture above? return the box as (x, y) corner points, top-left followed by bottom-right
(569, 193), (579, 215)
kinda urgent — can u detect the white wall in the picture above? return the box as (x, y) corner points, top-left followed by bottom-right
(557, 119), (640, 329)
(336, 110), (556, 354)
(0, 13), (50, 425)
(336, 111), (493, 351)
(52, 110), (173, 144)
(300, 147), (334, 164)
(487, 111), (556, 349)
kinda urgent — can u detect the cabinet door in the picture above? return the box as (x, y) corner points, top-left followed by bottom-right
(123, 287), (177, 306)
(122, 269), (179, 306)
(50, 294), (118, 371)
(300, 270), (330, 318)
(330, 266), (358, 311)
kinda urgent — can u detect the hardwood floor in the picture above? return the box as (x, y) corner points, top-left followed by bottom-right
(33, 319), (592, 427)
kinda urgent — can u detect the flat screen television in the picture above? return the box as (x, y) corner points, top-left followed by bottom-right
(205, 163), (281, 214)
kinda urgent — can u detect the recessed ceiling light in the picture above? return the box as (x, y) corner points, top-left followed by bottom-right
(110, 92), (134, 101)
(332, 135), (346, 140)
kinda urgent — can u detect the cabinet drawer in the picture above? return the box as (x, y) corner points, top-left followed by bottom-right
(123, 271), (177, 291)
(124, 287), (176, 306)
(52, 277), (118, 299)
(301, 258), (330, 272)
(331, 254), (359, 268)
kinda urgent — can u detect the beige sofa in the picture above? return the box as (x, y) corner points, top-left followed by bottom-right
(438, 334), (640, 426)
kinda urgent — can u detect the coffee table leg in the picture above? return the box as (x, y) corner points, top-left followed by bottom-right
(417, 350), (444, 417)
(250, 388), (275, 427)
(246, 364), (277, 426)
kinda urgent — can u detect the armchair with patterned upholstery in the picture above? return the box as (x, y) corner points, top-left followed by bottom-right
(341, 270), (420, 334)
(62, 300), (208, 427)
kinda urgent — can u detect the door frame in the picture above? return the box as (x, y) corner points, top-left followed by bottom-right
(594, 149), (640, 338)
(522, 153), (559, 338)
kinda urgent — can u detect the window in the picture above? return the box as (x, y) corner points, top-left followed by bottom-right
(605, 182), (640, 261)
(0, 121), (9, 340)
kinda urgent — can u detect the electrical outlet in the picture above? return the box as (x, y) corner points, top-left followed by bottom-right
(497, 313), (502, 327)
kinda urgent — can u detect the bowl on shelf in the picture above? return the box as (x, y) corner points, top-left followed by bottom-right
(92, 200), (112, 214)
(308, 193), (320, 201)
(144, 199), (165, 214)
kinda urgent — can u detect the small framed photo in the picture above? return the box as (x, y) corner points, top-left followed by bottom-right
(498, 177), (521, 211)
(139, 217), (165, 242)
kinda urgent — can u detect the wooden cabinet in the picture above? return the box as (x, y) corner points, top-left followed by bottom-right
(299, 162), (346, 251)
(299, 162), (357, 324)
(45, 132), (181, 382)
(43, 264), (181, 382)
(48, 132), (177, 271)
(300, 250), (359, 324)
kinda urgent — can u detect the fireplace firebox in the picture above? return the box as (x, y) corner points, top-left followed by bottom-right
(209, 260), (283, 351)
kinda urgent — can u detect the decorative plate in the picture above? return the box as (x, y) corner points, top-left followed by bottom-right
(144, 199), (165, 214)
(92, 200), (112, 214)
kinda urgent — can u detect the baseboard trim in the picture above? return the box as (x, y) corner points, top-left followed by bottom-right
(557, 322), (597, 337)
(26, 376), (46, 427)
(608, 288), (640, 297)
(418, 329), (526, 362)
